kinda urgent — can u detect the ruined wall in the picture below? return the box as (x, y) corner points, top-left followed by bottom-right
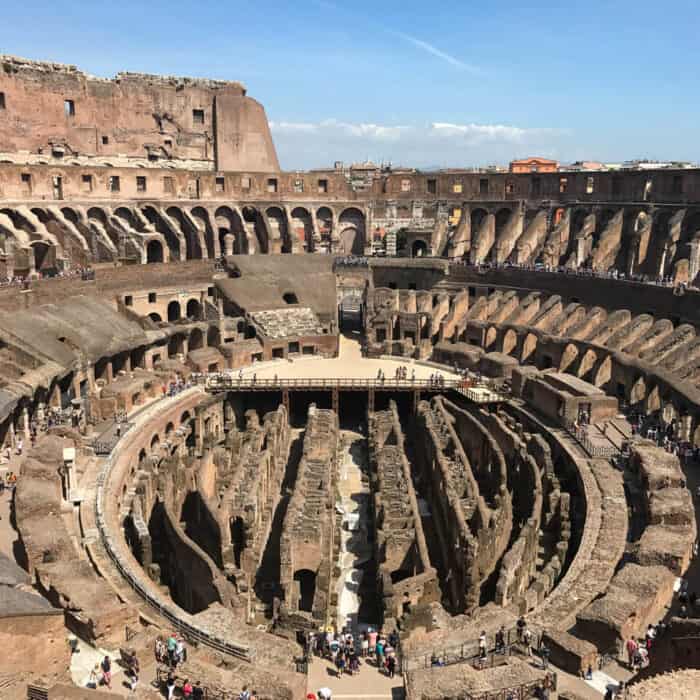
(369, 402), (439, 624)
(0, 55), (279, 172)
(280, 405), (338, 620)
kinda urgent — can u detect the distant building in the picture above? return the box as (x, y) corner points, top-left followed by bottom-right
(565, 161), (606, 171)
(509, 157), (559, 173)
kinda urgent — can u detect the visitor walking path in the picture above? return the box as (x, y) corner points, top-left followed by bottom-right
(335, 431), (372, 633)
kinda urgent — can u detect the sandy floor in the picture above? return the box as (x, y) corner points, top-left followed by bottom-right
(235, 334), (460, 382)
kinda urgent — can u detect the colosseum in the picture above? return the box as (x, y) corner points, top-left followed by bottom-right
(1, 54), (699, 700)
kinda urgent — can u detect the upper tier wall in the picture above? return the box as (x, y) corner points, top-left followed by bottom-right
(0, 55), (279, 172)
(2, 162), (700, 204)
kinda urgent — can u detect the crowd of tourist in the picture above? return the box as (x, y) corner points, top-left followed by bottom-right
(333, 255), (369, 268)
(450, 260), (692, 290)
(306, 627), (399, 685)
(0, 266), (96, 288)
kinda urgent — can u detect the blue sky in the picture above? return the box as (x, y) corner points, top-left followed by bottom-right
(3, 0), (699, 169)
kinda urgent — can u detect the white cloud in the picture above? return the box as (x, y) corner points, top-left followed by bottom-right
(270, 118), (569, 170)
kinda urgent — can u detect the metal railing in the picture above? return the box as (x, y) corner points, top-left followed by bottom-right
(404, 626), (541, 672)
(563, 420), (621, 459)
(464, 673), (557, 700)
(93, 392), (254, 663)
(197, 374), (461, 391)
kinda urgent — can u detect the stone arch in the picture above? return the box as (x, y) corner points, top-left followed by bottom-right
(521, 332), (538, 363)
(165, 422), (175, 437)
(576, 348), (597, 381)
(150, 434), (160, 450)
(338, 207), (366, 255)
(207, 325), (221, 347)
(167, 301), (181, 322)
(189, 328), (204, 351)
(168, 334), (185, 357)
(167, 206), (202, 260)
(214, 206), (246, 256)
(661, 400), (678, 426)
(191, 206), (216, 259)
(593, 355), (612, 388)
(412, 239), (429, 258)
(629, 375), (647, 406)
(692, 423), (700, 448)
(495, 207), (512, 236)
(186, 299), (201, 320)
(316, 207), (333, 251)
(484, 326), (498, 351)
(471, 207), (488, 231)
(146, 239), (164, 263)
(148, 312), (162, 323)
(242, 206), (268, 253)
(559, 343), (579, 373)
(502, 328), (518, 356)
(291, 207), (314, 252)
(32, 241), (56, 273)
(266, 206), (291, 253)
(645, 385), (661, 414)
(142, 205), (181, 260)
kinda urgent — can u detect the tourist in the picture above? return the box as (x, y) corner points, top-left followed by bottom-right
(495, 626), (505, 654)
(87, 664), (99, 690)
(539, 643), (550, 670)
(100, 656), (112, 689)
(176, 636), (186, 664)
(386, 652), (396, 679)
(348, 651), (359, 675)
(182, 679), (193, 699)
(645, 624), (656, 649)
(238, 685), (251, 700)
(626, 637), (638, 668)
(155, 636), (166, 663)
(192, 681), (204, 700)
(167, 633), (177, 666)
(478, 630), (487, 657)
(317, 687), (332, 700)
(16, 438), (23, 456)
(166, 672), (176, 700)
(375, 637), (385, 669)
(368, 628), (377, 656)
(516, 615), (526, 642)
(360, 632), (368, 657)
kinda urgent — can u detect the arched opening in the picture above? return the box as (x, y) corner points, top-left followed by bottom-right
(186, 299), (201, 320)
(168, 334), (184, 358)
(283, 292), (299, 305)
(150, 434), (160, 451)
(291, 207), (313, 252)
(146, 239), (164, 264)
(521, 333), (537, 363)
(294, 569), (316, 612)
(316, 207), (333, 252)
(33, 241), (56, 275)
(471, 208), (488, 232)
(593, 355), (612, 388)
(207, 326), (221, 347)
(165, 422), (175, 437)
(242, 207), (268, 253)
(167, 206), (202, 260)
(190, 328), (204, 351)
(148, 312), (162, 323)
(577, 349), (597, 381)
(484, 327), (497, 351)
(502, 329), (517, 356)
(231, 517), (246, 569)
(191, 207), (216, 259)
(338, 208), (366, 255)
(167, 301), (181, 322)
(411, 240), (428, 258)
(265, 207), (290, 253)
(495, 208), (512, 236)
(559, 343), (579, 373)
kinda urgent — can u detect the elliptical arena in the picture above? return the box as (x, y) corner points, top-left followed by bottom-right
(1, 55), (700, 700)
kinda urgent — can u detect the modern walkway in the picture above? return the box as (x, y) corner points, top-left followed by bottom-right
(335, 431), (372, 633)
(307, 656), (403, 700)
